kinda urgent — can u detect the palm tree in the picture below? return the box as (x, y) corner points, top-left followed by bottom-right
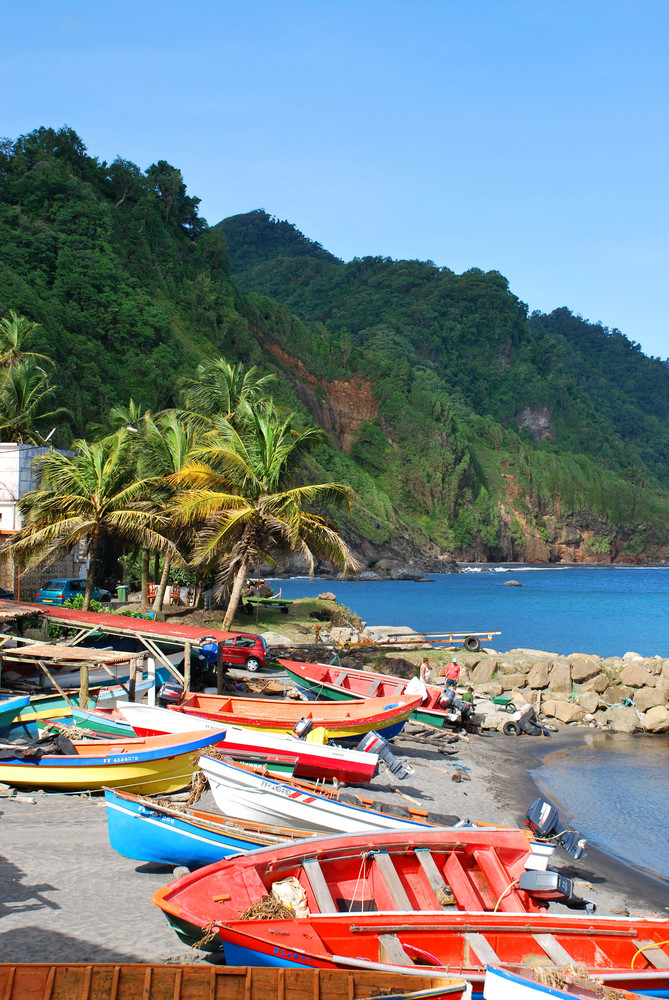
(0, 310), (53, 370)
(7, 434), (178, 609)
(0, 361), (72, 444)
(139, 411), (202, 612)
(180, 358), (275, 429)
(172, 409), (359, 628)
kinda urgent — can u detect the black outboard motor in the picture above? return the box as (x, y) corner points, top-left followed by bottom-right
(157, 682), (185, 706)
(518, 870), (595, 911)
(357, 730), (413, 780)
(525, 797), (587, 859)
(293, 717), (314, 739)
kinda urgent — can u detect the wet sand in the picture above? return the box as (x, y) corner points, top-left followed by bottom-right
(0, 726), (665, 963)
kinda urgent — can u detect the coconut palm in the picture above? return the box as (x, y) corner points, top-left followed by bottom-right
(0, 310), (54, 370)
(139, 410), (202, 612)
(180, 358), (275, 430)
(0, 361), (72, 444)
(8, 434), (178, 609)
(172, 409), (359, 628)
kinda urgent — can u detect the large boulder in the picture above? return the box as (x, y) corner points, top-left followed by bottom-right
(633, 687), (667, 713)
(576, 691), (600, 714)
(498, 659), (525, 675)
(606, 706), (640, 733)
(589, 673), (610, 694)
(642, 706), (669, 733)
(499, 672), (528, 691)
(548, 662), (572, 693)
(620, 664), (654, 688)
(553, 702), (585, 724)
(602, 684), (633, 705)
(476, 681), (504, 698)
(540, 699), (559, 718)
(471, 660), (498, 685)
(622, 651), (644, 661)
(527, 663), (550, 689)
(571, 658), (602, 683)
(261, 631), (296, 646)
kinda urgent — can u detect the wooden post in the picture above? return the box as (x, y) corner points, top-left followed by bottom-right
(184, 641), (191, 693)
(147, 655), (156, 706)
(80, 663), (89, 711)
(41, 618), (49, 641)
(128, 657), (138, 702)
(216, 642), (224, 695)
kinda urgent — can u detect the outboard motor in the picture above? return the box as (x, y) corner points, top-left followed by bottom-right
(525, 797), (587, 859)
(293, 717), (313, 739)
(357, 730), (413, 780)
(518, 870), (595, 911)
(157, 682), (185, 706)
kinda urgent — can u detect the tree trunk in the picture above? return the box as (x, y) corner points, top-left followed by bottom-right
(193, 574), (204, 609)
(152, 555), (172, 614)
(152, 552), (160, 584)
(141, 549), (149, 607)
(222, 557), (250, 630)
(83, 536), (99, 611)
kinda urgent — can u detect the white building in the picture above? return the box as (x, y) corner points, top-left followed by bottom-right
(0, 443), (86, 598)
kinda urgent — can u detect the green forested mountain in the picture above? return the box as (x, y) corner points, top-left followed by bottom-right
(1, 129), (667, 566)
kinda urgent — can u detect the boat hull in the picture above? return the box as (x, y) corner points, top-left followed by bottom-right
(0, 730), (223, 793)
(0, 695), (30, 734)
(174, 691), (420, 742)
(0, 963), (467, 1000)
(200, 754), (431, 833)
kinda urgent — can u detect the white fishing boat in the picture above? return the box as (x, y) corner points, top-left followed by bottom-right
(116, 702), (378, 784)
(483, 965), (646, 1000)
(199, 754), (440, 833)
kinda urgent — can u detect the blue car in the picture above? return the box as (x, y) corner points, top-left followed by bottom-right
(35, 578), (112, 605)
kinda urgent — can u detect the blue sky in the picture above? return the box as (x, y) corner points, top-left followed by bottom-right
(3, 1), (668, 359)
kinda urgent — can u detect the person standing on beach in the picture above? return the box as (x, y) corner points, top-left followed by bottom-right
(419, 656), (431, 685)
(444, 656), (460, 688)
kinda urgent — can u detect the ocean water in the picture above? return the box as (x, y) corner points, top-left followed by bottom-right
(531, 732), (669, 884)
(271, 566), (669, 658)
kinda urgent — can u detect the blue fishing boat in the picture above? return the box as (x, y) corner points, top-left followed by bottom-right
(0, 695), (30, 735)
(104, 787), (315, 867)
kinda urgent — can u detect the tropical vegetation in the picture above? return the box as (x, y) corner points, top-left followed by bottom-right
(1, 126), (668, 577)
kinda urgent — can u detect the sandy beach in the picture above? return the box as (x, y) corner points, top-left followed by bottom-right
(1, 725), (666, 964)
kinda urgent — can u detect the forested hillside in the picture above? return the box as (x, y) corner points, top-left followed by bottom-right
(1, 129), (667, 568)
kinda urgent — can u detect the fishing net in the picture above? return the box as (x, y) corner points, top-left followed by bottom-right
(531, 966), (628, 999)
(240, 895), (294, 921)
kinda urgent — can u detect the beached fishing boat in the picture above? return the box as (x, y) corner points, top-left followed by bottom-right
(200, 754), (460, 833)
(281, 660), (460, 728)
(0, 963), (469, 1000)
(0, 729), (224, 793)
(483, 964), (646, 1000)
(152, 840), (669, 992)
(171, 690), (421, 741)
(153, 827), (548, 946)
(0, 694), (30, 734)
(104, 786), (316, 867)
(116, 701), (378, 783)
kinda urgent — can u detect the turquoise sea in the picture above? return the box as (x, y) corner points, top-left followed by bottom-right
(272, 566), (669, 884)
(272, 565), (669, 658)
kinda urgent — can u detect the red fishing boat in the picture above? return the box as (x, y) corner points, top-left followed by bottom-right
(280, 659), (460, 728)
(152, 829), (669, 992)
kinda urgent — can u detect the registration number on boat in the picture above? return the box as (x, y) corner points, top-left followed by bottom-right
(272, 946), (314, 965)
(104, 755), (140, 764)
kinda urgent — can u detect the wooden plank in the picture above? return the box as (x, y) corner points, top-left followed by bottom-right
(633, 940), (669, 969)
(414, 849), (454, 906)
(373, 851), (413, 910)
(473, 848), (525, 912)
(365, 679), (380, 697)
(464, 932), (500, 965)
(533, 933), (573, 966)
(333, 671), (347, 686)
(443, 852), (485, 912)
(302, 859), (338, 913)
(378, 934), (414, 966)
